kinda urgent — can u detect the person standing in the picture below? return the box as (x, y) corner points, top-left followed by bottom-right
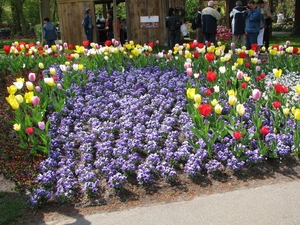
(195, 5), (204, 43)
(43, 17), (57, 47)
(105, 9), (120, 41)
(230, 1), (246, 48)
(201, 1), (221, 45)
(83, 8), (94, 48)
(165, 7), (182, 49)
(244, 0), (261, 50)
(257, 0), (273, 49)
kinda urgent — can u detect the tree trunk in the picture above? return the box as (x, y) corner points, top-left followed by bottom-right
(294, 0), (300, 34)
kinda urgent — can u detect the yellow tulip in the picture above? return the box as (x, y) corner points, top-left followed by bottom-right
(273, 68), (282, 78)
(261, 46), (266, 52)
(187, 88), (196, 100)
(293, 108), (300, 121)
(185, 51), (192, 59)
(295, 85), (300, 95)
(214, 104), (223, 115)
(26, 81), (34, 91)
(251, 58), (258, 64)
(15, 94), (24, 103)
(228, 95), (237, 106)
(244, 76), (251, 82)
(44, 77), (55, 87)
(236, 104), (246, 116)
(227, 89), (237, 96)
(16, 78), (25, 83)
(194, 102), (200, 109)
(194, 94), (202, 104)
(65, 61), (70, 66)
(270, 48), (277, 56)
(13, 123), (21, 131)
(236, 58), (244, 65)
(24, 91), (34, 103)
(7, 85), (17, 95)
(6, 95), (19, 109)
(211, 99), (218, 107)
(39, 62), (44, 69)
(78, 64), (84, 71)
(248, 49), (255, 57)
(283, 108), (290, 115)
(49, 67), (56, 75)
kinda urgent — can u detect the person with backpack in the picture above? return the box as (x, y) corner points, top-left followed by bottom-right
(166, 7), (182, 49)
(194, 5), (204, 43)
(230, 1), (246, 48)
(83, 8), (94, 48)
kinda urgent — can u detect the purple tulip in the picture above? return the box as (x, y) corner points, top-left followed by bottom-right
(38, 121), (45, 130)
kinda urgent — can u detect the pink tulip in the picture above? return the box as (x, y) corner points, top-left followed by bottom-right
(256, 66), (261, 72)
(186, 68), (193, 76)
(32, 96), (40, 106)
(57, 83), (62, 89)
(184, 62), (191, 69)
(35, 86), (41, 92)
(286, 40), (290, 47)
(193, 40), (198, 46)
(38, 121), (45, 130)
(63, 42), (68, 48)
(28, 72), (36, 82)
(236, 70), (244, 79)
(252, 89), (261, 100)
(156, 40), (159, 45)
(231, 42), (235, 49)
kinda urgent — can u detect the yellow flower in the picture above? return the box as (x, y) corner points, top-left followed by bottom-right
(248, 49), (255, 57)
(261, 46), (266, 52)
(16, 78), (25, 83)
(251, 57), (258, 64)
(269, 48), (277, 56)
(15, 94), (24, 103)
(207, 46), (215, 53)
(49, 67), (56, 75)
(74, 45), (84, 54)
(227, 89), (237, 96)
(187, 88), (196, 99)
(26, 81), (34, 91)
(232, 65), (237, 71)
(78, 64), (84, 70)
(24, 91), (34, 103)
(295, 85), (300, 94)
(236, 103), (246, 116)
(72, 53), (80, 59)
(185, 51), (192, 59)
(236, 58), (243, 65)
(293, 108), (300, 121)
(211, 99), (218, 106)
(215, 49), (222, 56)
(44, 77), (55, 87)
(7, 85), (18, 95)
(194, 94), (202, 104)
(283, 108), (290, 115)
(228, 95), (237, 106)
(286, 47), (293, 54)
(244, 76), (251, 82)
(131, 48), (140, 57)
(129, 40), (134, 46)
(39, 62), (44, 69)
(51, 45), (57, 51)
(65, 61), (70, 66)
(13, 123), (21, 131)
(194, 102), (200, 109)
(214, 104), (223, 115)
(6, 95), (19, 109)
(273, 68), (282, 78)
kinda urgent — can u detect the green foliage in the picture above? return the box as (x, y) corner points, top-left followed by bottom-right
(0, 193), (27, 225)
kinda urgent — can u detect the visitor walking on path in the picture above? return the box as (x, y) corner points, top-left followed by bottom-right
(244, 0), (261, 50)
(230, 1), (246, 48)
(201, 1), (222, 45)
(43, 17), (57, 47)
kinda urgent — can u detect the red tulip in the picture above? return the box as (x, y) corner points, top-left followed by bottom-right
(25, 127), (34, 135)
(105, 40), (112, 46)
(260, 126), (270, 135)
(233, 131), (242, 140)
(198, 104), (212, 117)
(148, 42), (154, 48)
(241, 82), (247, 89)
(3, 45), (11, 54)
(206, 71), (217, 82)
(239, 52), (246, 58)
(272, 101), (281, 109)
(193, 51), (199, 59)
(83, 40), (90, 47)
(205, 53), (215, 62)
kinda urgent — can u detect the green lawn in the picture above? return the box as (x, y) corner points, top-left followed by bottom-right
(270, 33), (300, 47)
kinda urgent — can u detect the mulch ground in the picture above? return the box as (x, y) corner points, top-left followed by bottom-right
(1, 70), (300, 225)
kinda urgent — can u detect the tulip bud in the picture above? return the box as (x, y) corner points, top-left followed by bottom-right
(38, 121), (45, 130)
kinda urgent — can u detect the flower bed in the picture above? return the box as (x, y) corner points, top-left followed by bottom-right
(1, 39), (300, 206)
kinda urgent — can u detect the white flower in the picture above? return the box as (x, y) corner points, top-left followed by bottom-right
(219, 66), (226, 74)
(13, 81), (23, 90)
(213, 85), (220, 93)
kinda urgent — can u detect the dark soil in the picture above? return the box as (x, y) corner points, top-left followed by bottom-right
(1, 70), (300, 225)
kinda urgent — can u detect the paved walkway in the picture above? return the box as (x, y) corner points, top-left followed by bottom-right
(44, 180), (300, 225)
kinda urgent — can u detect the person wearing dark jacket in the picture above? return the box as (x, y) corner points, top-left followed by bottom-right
(201, 1), (221, 45)
(230, 1), (246, 47)
(43, 17), (57, 47)
(83, 8), (94, 48)
(195, 5), (204, 43)
(244, 0), (261, 50)
(166, 7), (182, 49)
